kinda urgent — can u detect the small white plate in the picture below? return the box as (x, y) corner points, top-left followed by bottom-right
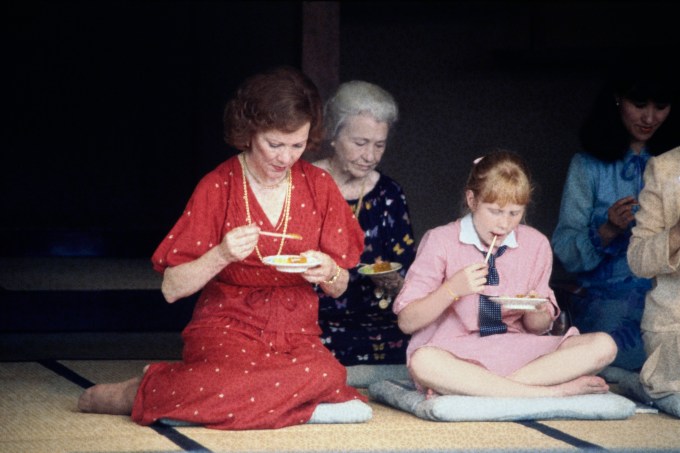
(358, 262), (403, 276)
(488, 296), (549, 311)
(262, 255), (321, 273)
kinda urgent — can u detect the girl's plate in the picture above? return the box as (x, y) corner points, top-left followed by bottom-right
(488, 296), (549, 311)
(358, 262), (403, 276)
(262, 255), (321, 273)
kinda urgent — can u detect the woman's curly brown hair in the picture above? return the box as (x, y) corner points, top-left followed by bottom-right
(223, 66), (324, 153)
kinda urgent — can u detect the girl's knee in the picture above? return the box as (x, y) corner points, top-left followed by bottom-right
(408, 347), (439, 383)
(593, 332), (618, 366)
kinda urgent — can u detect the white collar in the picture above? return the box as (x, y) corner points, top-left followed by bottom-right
(460, 213), (518, 253)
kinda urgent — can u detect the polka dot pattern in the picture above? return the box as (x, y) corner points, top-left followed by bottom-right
(135, 157), (366, 430)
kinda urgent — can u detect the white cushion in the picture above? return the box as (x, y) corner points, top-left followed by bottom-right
(369, 379), (636, 421)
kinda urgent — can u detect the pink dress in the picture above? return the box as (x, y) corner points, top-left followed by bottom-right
(393, 218), (579, 378)
(132, 156), (366, 430)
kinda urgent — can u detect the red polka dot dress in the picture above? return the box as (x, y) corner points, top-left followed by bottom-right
(133, 156), (365, 430)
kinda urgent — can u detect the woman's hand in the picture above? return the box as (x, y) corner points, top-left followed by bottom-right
(162, 224), (260, 304)
(300, 250), (338, 285)
(608, 195), (638, 230)
(217, 224), (260, 263)
(300, 250), (348, 298)
(446, 261), (488, 298)
(370, 272), (403, 295)
(599, 196), (638, 246)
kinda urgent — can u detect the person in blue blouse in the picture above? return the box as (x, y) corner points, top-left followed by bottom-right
(552, 62), (678, 372)
(313, 81), (416, 366)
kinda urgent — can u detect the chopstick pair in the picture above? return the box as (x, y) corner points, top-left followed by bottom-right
(259, 231), (302, 240)
(484, 235), (498, 263)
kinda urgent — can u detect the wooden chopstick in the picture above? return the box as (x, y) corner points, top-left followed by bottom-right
(485, 235), (497, 263)
(259, 231), (302, 240)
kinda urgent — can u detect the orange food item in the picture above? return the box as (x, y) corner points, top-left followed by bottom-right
(372, 262), (392, 273)
(287, 256), (307, 264)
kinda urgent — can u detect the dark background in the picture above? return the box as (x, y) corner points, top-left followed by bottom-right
(5, 1), (680, 282)
(5, 1), (302, 257)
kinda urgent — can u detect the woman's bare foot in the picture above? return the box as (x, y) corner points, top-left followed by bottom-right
(78, 376), (141, 415)
(557, 375), (609, 397)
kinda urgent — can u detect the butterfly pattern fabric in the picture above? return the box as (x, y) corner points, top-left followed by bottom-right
(317, 173), (416, 365)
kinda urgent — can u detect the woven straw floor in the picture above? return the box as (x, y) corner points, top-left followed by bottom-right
(1, 259), (678, 452)
(1, 359), (679, 453)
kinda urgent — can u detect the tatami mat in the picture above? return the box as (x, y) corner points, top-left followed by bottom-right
(1, 360), (678, 453)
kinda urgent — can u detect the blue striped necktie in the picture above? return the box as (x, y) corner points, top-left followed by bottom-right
(479, 245), (508, 337)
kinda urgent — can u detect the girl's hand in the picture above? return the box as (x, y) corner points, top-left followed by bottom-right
(519, 291), (554, 333)
(217, 224), (260, 263)
(446, 261), (488, 298)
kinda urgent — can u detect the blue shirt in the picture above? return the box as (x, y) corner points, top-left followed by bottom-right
(551, 149), (652, 293)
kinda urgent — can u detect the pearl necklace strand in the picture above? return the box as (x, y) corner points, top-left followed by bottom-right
(239, 153), (292, 261)
(325, 160), (367, 219)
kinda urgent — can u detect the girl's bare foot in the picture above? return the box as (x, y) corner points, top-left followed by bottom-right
(78, 376), (141, 415)
(558, 375), (609, 397)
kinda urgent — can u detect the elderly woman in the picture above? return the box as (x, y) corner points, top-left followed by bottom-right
(77, 66), (370, 430)
(313, 81), (416, 366)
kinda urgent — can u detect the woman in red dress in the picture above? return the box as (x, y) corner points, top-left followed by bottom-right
(78, 66), (367, 430)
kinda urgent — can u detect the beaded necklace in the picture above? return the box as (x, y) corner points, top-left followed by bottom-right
(239, 153), (292, 261)
(353, 178), (367, 219)
(325, 160), (367, 219)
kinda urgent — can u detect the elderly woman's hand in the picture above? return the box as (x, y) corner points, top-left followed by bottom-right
(370, 272), (403, 295)
(217, 224), (261, 264)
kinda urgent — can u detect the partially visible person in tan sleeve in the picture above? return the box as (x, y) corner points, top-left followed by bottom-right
(627, 146), (680, 418)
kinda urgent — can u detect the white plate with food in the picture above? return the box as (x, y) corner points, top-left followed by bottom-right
(488, 296), (549, 311)
(357, 262), (403, 276)
(262, 255), (320, 273)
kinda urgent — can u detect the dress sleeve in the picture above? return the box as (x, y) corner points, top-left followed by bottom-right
(551, 154), (605, 273)
(530, 233), (560, 318)
(316, 171), (365, 270)
(393, 228), (447, 314)
(628, 156), (679, 278)
(151, 171), (229, 273)
(379, 178), (417, 274)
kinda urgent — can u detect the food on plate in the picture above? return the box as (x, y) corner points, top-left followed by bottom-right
(372, 262), (392, 273)
(358, 261), (402, 276)
(287, 256), (308, 264)
(498, 294), (541, 299)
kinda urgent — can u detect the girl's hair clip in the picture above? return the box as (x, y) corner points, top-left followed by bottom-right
(473, 156), (484, 165)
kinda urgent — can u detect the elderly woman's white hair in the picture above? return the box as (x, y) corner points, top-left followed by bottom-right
(324, 81), (399, 140)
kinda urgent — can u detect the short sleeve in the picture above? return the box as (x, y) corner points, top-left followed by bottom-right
(151, 169), (230, 273)
(392, 227), (449, 314)
(307, 164), (365, 270)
